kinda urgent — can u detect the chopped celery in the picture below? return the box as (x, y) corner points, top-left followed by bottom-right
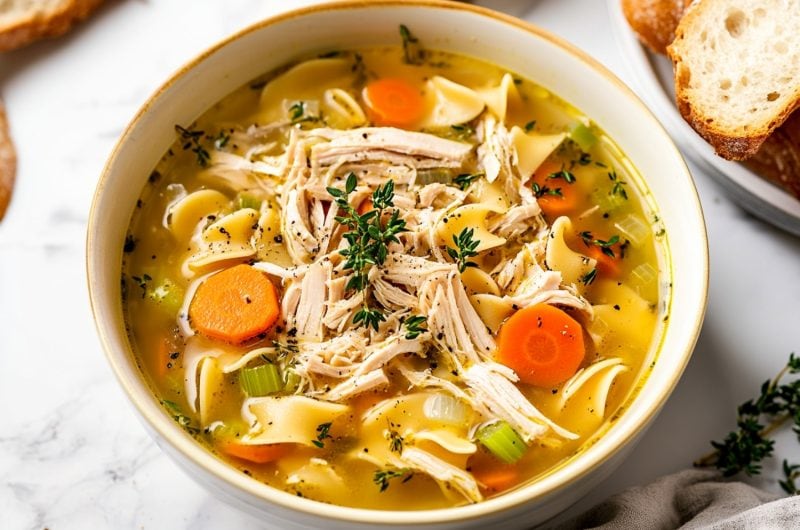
(630, 263), (658, 292)
(240, 364), (283, 397)
(237, 193), (262, 211)
(283, 368), (301, 394)
(591, 188), (626, 213)
(148, 279), (184, 316)
(570, 122), (597, 152)
(417, 169), (453, 185)
(614, 214), (650, 247)
(423, 394), (468, 426)
(477, 421), (527, 463)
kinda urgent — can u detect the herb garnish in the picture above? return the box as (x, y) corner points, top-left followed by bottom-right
(214, 130), (230, 150)
(580, 231), (621, 258)
(548, 169), (577, 184)
(387, 424), (404, 453)
(327, 173), (407, 331)
(131, 273), (152, 298)
(175, 124), (210, 167)
(403, 315), (428, 340)
(399, 24), (424, 65)
(373, 468), (413, 492)
(454, 172), (483, 191)
(532, 182), (563, 198)
(450, 123), (475, 142)
(446, 227), (481, 273)
(313, 422), (333, 448)
(580, 268), (597, 286)
(162, 400), (199, 434)
(272, 339), (299, 358)
(695, 353), (800, 491)
(608, 171), (628, 200)
(288, 101), (318, 125)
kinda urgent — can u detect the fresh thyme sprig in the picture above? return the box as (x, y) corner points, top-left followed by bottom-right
(312, 422), (333, 448)
(327, 173), (407, 331)
(454, 172), (483, 191)
(532, 182), (563, 199)
(608, 170), (628, 200)
(580, 231), (621, 258)
(403, 315), (427, 340)
(387, 422), (404, 453)
(373, 468), (413, 492)
(175, 124), (211, 167)
(580, 268), (597, 286)
(399, 24), (424, 65)
(446, 227), (480, 273)
(288, 101), (319, 125)
(548, 169), (577, 184)
(695, 353), (800, 486)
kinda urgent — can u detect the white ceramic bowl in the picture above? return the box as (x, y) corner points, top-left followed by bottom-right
(87, 1), (708, 528)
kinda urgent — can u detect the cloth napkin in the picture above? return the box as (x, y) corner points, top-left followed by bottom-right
(556, 469), (800, 529)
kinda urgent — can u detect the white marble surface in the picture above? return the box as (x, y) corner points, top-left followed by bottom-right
(1, 1), (798, 528)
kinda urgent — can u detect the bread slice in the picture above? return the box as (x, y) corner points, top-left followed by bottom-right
(0, 0), (104, 52)
(745, 112), (800, 199)
(668, 0), (800, 160)
(0, 100), (16, 221)
(621, 0), (689, 54)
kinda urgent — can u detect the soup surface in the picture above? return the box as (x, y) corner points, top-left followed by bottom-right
(123, 31), (667, 510)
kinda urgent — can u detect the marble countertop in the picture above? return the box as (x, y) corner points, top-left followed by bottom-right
(1, 1), (798, 528)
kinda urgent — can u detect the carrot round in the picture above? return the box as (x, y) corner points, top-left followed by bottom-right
(473, 466), (520, 493)
(363, 78), (424, 128)
(217, 440), (290, 464)
(585, 244), (622, 278)
(496, 303), (585, 387)
(189, 264), (280, 344)
(357, 197), (374, 215)
(531, 161), (579, 218)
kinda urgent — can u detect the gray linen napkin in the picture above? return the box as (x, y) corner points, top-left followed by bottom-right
(555, 469), (800, 529)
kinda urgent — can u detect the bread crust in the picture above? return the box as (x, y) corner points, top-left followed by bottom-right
(668, 1), (800, 161)
(0, 101), (17, 221)
(744, 112), (800, 199)
(621, 0), (688, 54)
(0, 0), (105, 52)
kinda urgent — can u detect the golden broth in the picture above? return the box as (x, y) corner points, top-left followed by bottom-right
(123, 44), (666, 510)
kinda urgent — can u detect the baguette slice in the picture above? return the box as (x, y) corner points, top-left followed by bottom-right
(621, 0), (689, 54)
(0, 101), (16, 220)
(0, 0), (104, 52)
(668, 0), (800, 160)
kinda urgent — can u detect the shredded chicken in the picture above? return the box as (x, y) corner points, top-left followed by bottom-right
(400, 447), (482, 503)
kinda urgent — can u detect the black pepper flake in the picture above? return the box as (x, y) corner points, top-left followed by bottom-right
(169, 352), (180, 359)
(148, 170), (161, 183)
(123, 235), (136, 253)
(613, 304), (621, 311)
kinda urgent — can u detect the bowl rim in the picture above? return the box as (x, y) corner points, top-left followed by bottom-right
(87, 0), (708, 525)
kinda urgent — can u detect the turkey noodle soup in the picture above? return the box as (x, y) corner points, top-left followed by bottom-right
(123, 27), (668, 510)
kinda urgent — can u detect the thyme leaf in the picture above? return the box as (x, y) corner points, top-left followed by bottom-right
(695, 353), (800, 487)
(175, 124), (210, 167)
(608, 170), (628, 200)
(446, 227), (480, 273)
(399, 24), (424, 65)
(403, 315), (428, 340)
(312, 422), (333, 448)
(580, 231), (621, 258)
(373, 468), (412, 492)
(454, 172), (483, 191)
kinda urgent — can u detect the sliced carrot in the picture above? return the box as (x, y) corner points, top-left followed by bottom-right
(496, 303), (585, 387)
(473, 465), (521, 492)
(363, 78), (424, 128)
(189, 264), (280, 344)
(218, 440), (291, 464)
(357, 197), (374, 215)
(531, 160), (580, 218)
(585, 244), (622, 278)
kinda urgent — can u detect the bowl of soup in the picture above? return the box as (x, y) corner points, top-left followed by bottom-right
(87, 1), (707, 528)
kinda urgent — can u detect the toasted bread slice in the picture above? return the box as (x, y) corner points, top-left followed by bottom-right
(745, 112), (800, 199)
(668, 0), (800, 160)
(0, 101), (16, 220)
(621, 0), (689, 54)
(0, 0), (104, 52)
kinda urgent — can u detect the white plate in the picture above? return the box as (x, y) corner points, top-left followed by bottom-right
(607, 1), (800, 236)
